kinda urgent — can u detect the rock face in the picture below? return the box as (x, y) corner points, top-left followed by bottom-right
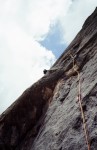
(0, 8), (97, 150)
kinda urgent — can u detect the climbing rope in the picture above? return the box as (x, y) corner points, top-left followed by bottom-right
(69, 53), (91, 150)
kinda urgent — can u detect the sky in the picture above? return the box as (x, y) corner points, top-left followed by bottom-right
(0, 0), (97, 113)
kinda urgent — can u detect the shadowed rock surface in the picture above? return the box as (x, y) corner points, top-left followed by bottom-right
(0, 8), (97, 150)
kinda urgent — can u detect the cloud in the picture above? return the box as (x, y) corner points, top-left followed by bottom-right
(19, 0), (72, 41)
(59, 0), (97, 43)
(0, 22), (55, 113)
(0, 0), (64, 113)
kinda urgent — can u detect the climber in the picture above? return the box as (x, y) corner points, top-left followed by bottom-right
(43, 69), (48, 74)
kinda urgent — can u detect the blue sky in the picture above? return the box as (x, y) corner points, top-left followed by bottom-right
(40, 23), (67, 58)
(0, 0), (97, 113)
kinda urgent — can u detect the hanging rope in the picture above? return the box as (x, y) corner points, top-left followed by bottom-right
(69, 53), (91, 150)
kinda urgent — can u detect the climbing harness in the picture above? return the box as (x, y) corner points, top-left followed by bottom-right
(70, 53), (91, 150)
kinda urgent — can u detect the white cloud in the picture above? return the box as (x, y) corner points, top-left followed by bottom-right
(60, 0), (97, 43)
(0, 22), (55, 113)
(15, 0), (72, 41)
(0, 0), (63, 113)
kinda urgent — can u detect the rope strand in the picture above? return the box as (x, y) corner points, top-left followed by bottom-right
(69, 53), (90, 150)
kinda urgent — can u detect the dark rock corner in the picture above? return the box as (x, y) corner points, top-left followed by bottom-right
(0, 8), (97, 150)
